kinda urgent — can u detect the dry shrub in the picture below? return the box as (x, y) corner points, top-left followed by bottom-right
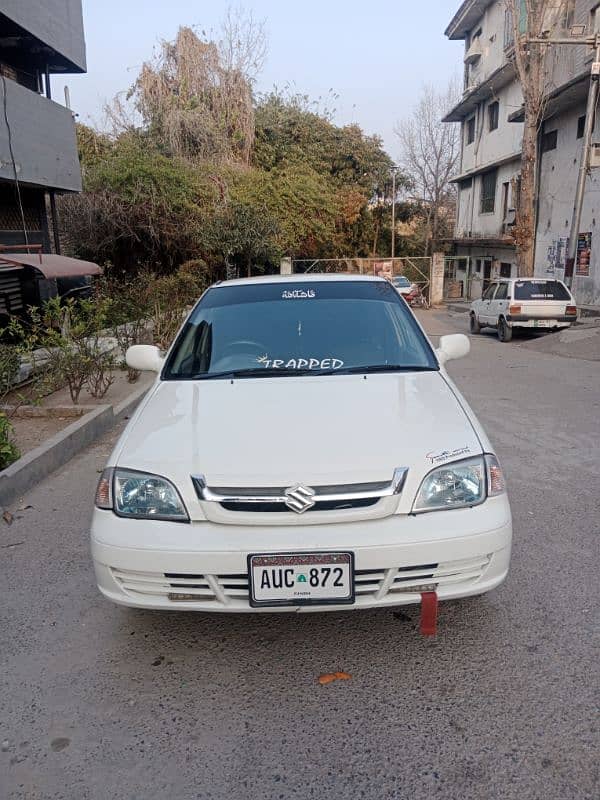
(131, 25), (257, 165)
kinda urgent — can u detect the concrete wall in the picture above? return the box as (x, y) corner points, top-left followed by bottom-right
(0, 78), (81, 192)
(465, 0), (511, 85)
(0, 0), (86, 72)
(535, 103), (600, 306)
(456, 158), (521, 238)
(453, 243), (518, 299)
(460, 82), (524, 175)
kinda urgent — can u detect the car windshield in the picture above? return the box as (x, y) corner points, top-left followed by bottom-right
(513, 281), (570, 300)
(392, 276), (411, 288)
(163, 280), (438, 380)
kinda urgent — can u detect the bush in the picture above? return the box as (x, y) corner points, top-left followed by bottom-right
(60, 135), (219, 273)
(0, 412), (19, 469)
(95, 271), (152, 382)
(95, 261), (210, 362)
(0, 344), (20, 400)
(150, 263), (209, 348)
(7, 297), (115, 404)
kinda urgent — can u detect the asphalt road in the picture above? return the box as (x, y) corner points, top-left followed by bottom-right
(1, 310), (598, 800)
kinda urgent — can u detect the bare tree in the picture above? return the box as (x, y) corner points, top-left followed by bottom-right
(395, 81), (461, 255)
(506, 0), (571, 275)
(218, 6), (267, 84)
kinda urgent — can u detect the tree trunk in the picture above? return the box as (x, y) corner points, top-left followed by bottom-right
(372, 215), (380, 256)
(515, 115), (538, 276)
(509, 0), (568, 277)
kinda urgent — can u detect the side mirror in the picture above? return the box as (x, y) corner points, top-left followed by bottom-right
(436, 334), (470, 365)
(126, 345), (164, 373)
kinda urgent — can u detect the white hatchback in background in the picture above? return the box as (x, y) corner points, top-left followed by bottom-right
(91, 275), (512, 621)
(469, 278), (577, 342)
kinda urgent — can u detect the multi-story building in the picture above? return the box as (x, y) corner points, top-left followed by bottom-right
(444, 0), (600, 308)
(0, 1), (86, 252)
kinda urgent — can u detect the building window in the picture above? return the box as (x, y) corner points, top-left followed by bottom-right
(500, 262), (512, 278)
(488, 101), (499, 131)
(466, 117), (476, 145)
(577, 114), (596, 139)
(564, 0), (575, 30)
(542, 130), (558, 152)
(480, 169), (498, 214)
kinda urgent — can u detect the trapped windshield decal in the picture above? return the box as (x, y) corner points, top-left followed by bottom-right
(257, 355), (344, 370)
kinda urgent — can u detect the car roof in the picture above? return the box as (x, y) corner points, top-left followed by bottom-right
(219, 273), (387, 287)
(498, 277), (564, 283)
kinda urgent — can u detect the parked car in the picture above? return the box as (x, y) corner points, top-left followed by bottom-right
(391, 275), (423, 306)
(391, 275), (413, 296)
(91, 275), (512, 619)
(469, 278), (577, 342)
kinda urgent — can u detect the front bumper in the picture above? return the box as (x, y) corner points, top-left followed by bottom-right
(91, 497), (512, 613)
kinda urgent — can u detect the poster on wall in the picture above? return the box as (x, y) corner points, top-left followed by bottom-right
(576, 232), (592, 276)
(546, 237), (568, 275)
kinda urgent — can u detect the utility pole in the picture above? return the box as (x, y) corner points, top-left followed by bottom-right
(525, 32), (600, 290)
(391, 166), (397, 263)
(565, 41), (600, 289)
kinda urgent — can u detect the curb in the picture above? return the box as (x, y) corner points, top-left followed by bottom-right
(0, 381), (151, 508)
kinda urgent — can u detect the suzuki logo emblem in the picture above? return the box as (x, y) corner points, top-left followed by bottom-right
(284, 484), (316, 514)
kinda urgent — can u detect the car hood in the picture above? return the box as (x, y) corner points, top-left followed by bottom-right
(114, 373), (482, 514)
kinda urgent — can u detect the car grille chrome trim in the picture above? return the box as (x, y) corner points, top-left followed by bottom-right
(109, 554), (490, 605)
(191, 468), (409, 513)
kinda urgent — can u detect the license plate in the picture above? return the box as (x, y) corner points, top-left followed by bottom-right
(533, 319), (553, 327)
(248, 552), (355, 607)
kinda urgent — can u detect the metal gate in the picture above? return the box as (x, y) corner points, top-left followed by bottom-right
(292, 257), (433, 304)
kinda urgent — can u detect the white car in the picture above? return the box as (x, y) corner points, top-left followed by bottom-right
(91, 275), (512, 618)
(391, 275), (413, 297)
(469, 278), (577, 342)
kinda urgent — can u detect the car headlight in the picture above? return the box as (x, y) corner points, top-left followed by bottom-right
(95, 468), (189, 522)
(412, 454), (505, 514)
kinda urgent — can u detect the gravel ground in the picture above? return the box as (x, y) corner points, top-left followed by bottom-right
(0, 309), (598, 800)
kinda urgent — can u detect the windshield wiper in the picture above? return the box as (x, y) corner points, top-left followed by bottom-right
(191, 367), (315, 380)
(332, 364), (437, 375)
(188, 364), (436, 380)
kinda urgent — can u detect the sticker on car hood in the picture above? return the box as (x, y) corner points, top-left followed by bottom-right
(426, 446), (472, 465)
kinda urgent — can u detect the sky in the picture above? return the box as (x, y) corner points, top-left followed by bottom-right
(64, 0), (464, 161)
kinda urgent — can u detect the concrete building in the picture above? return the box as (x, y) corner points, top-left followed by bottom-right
(0, 1), (86, 253)
(444, 0), (600, 308)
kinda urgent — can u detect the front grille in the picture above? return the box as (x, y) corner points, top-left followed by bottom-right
(111, 568), (248, 603)
(110, 555), (490, 606)
(192, 470), (408, 517)
(220, 497), (379, 513)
